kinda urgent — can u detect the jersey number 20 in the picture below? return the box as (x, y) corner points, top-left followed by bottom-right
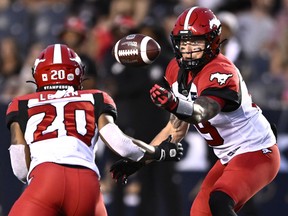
(28, 101), (96, 146)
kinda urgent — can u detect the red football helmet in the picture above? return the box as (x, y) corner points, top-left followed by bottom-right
(170, 7), (222, 71)
(32, 44), (84, 91)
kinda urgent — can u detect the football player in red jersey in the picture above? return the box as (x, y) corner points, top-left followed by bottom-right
(110, 7), (281, 216)
(6, 44), (183, 216)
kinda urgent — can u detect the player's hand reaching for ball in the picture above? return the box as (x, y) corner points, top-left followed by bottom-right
(110, 136), (184, 184)
(153, 135), (183, 161)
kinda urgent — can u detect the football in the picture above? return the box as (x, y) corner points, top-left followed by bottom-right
(112, 34), (161, 67)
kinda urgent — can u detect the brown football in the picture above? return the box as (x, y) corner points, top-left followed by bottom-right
(112, 34), (161, 67)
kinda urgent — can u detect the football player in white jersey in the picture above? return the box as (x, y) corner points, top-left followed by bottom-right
(110, 7), (280, 216)
(6, 44), (183, 216)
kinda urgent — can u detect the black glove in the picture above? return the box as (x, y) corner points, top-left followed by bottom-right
(110, 159), (145, 185)
(153, 135), (184, 161)
(109, 136), (183, 184)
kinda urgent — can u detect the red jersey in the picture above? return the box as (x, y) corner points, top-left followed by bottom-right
(165, 54), (276, 164)
(6, 88), (117, 179)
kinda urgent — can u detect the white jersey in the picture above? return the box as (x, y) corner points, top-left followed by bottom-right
(165, 54), (276, 164)
(6, 88), (117, 178)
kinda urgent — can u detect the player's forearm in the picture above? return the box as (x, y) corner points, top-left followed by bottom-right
(175, 96), (221, 124)
(9, 144), (30, 183)
(99, 123), (146, 161)
(9, 122), (31, 183)
(150, 114), (189, 145)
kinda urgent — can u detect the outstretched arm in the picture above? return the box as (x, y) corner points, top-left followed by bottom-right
(98, 113), (183, 162)
(150, 113), (190, 145)
(109, 113), (187, 184)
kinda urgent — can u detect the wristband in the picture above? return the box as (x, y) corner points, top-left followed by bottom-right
(175, 99), (194, 117)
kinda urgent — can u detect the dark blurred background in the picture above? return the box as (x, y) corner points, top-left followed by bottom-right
(0, 0), (288, 215)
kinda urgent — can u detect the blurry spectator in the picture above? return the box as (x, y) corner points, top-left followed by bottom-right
(162, 12), (178, 41)
(236, 0), (276, 59)
(247, 0), (288, 108)
(173, 0), (198, 16)
(280, 64), (288, 106)
(198, 0), (225, 11)
(0, 0), (32, 55)
(108, 0), (151, 26)
(68, 0), (110, 27)
(216, 11), (252, 82)
(58, 16), (87, 47)
(266, 0), (288, 107)
(217, 11), (242, 64)
(89, 15), (115, 64)
(262, 28), (288, 108)
(91, 14), (138, 84)
(89, 13), (138, 65)
(269, 30), (288, 80)
(0, 37), (23, 104)
(24, 0), (70, 46)
(21, 0), (70, 11)
(235, 0), (278, 94)
(89, 0), (151, 65)
(150, 1), (197, 51)
(217, 0), (251, 13)
(145, 0), (177, 22)
(14, 42), (45, 96)
(58, 16), (98, 89)
(272, 0), (288, 44)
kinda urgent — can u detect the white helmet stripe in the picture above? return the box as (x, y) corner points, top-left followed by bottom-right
(53, 44), (62, 64)
(184, 6), (198, 30)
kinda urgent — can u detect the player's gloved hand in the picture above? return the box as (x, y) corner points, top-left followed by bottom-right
(153, 135), (184, 161)
(150, 78), (178, 112)
(110, 159), (145, 185)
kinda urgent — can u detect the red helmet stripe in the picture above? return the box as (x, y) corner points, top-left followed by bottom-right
(53, 44), (62, 64)
(184, 6), (198, 30)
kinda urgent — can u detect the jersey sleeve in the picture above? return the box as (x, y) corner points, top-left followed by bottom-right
(93, 91), (117, 122)
(6, 98), (19, 129)
(197, 60), (241, 112)
(165, 58), (179, 85)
